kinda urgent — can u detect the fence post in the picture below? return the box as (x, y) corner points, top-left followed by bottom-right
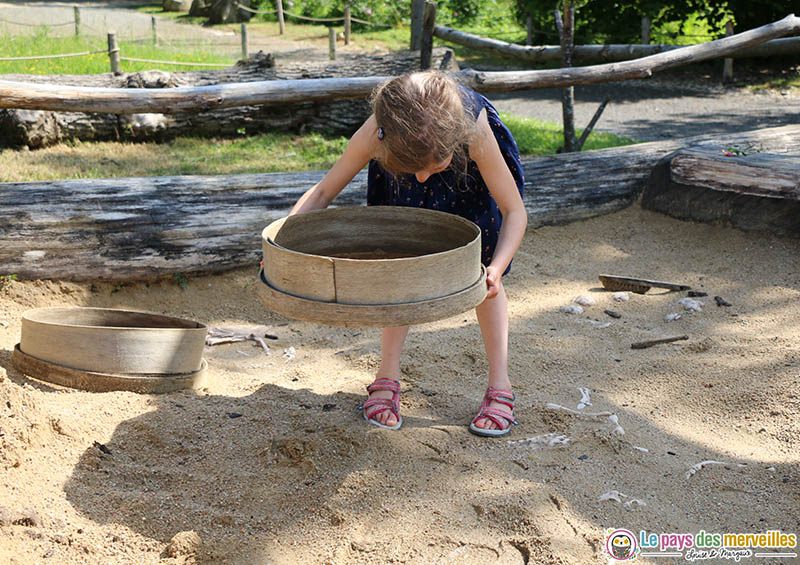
(410, 0), (424, 50)
(107, 32), (121, 75)
(723, 21), (734, 83)
(641, 16), (650, 44)
(276, 0), (285, 34)
(329, 27), (336, 60)
(152, 16), (158, 46)
(526, 14), (533, 45)
(73, 6), (80, 36)
(241, 23), (248, 60)
(420, 1), (437, 69)
(344, 5), (351, 46)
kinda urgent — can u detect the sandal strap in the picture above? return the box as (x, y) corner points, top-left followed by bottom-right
(362, 397), (399, 420)
(484, 387), (515, 405)
(472, 387), (517, 430)
(366, 378), (400, 394)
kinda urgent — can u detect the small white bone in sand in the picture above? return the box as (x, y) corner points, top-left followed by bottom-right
(559, 305), (583, 315)
(685, 460), (727, 479)
(507, 433), (570, 448)
(678, 297), (704, 312)
(546, 403), (613, 418)
(206, 327), (271, 356)
(608, 414), (625, 435)
(598, 490), (646, 507)
(633, 446), (649, 453)
(664, 313), (682, 322)
(766, 466), (776, 472)
(577, 387), (592, 410)
(283, 346), (296, 362)
(547, 403), (624, 435)
(612, 292), (630, 302)
(573, 295), (597, 306)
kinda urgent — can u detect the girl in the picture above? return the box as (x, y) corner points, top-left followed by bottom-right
(289, 70), (526, 437)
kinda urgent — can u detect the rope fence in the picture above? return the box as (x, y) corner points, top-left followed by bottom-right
(0, 50), (107, 62)
(118, 55), (231, 67)
(0, 16), (73, 27)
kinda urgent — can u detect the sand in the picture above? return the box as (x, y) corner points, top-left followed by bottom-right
(0, 205), (798, 564)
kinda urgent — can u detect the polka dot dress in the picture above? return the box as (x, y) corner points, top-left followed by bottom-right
(367, 86), (524, 274)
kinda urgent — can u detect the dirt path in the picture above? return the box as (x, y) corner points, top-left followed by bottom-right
(490, 78), (800, 142)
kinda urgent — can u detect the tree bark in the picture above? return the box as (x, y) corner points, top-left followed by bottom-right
(1, 13), (797, 115)
(555, 4), (577, 153)
(1, 125), (797, 281)
(642, 149), (800, 237)
(0, 48), (459, 148)
(433, 25), (800, 63)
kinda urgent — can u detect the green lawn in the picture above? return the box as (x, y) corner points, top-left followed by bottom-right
(0, 26), (237, 74)
(0, 115), (634, 183)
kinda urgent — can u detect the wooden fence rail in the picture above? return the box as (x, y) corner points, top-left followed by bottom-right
(434, 24), (800, 63)
(0, 14), (797, 115)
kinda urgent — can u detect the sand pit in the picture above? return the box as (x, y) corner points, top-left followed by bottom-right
(0, 205), (797, 564)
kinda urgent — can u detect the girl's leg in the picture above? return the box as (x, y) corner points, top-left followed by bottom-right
(368, 325), (409, 426)
(473, 281), (513, 430)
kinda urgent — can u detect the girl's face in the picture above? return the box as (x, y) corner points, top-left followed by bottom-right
(413, 154), (453, 183)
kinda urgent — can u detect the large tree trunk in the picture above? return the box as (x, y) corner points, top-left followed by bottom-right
(208, 0), (252, 24)
(642, 149), (800, 237)
(1, 125), (797, 281)
(0, 49), (458, 149)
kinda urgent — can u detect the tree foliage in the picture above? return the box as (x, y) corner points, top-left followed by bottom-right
(514, 0), (796, 44)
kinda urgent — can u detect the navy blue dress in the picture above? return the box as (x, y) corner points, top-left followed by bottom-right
(366, 87), (524, 273)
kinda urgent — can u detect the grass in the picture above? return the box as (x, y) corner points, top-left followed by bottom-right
(0, 25), (237, 74)
(500, 113), (635, 155)
(0, 115), (634, 183)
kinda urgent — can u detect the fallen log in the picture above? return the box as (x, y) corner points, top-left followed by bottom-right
(0, 15), (797, 115)
(1, 125), (798, 281)
(434, 25), (800, 64)
(641, 148), (800, 238)
(0, 49), (458, 148)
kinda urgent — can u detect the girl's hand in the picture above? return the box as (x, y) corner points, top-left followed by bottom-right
(485, 265), (503, 299)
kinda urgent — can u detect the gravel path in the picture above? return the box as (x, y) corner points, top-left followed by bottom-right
(3, 2), (798, 142)
(489, 78), (800, 142)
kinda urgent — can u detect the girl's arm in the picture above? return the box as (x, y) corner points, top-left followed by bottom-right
(469, 108), (528, 298)
(289, 115), (378, 215)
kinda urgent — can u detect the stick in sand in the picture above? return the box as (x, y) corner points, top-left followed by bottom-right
(631, 335), (689, 349)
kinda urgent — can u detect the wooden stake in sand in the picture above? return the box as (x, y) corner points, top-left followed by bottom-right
(630, 335), (689, 349)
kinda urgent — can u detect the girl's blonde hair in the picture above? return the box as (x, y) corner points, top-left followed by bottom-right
(371, 71), (476, 177)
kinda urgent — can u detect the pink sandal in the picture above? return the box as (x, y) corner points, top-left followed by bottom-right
(360, 378), (403, 430)
(469, 387), (518, 437)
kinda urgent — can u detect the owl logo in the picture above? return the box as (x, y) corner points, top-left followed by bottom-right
(604, 529), (639, 561)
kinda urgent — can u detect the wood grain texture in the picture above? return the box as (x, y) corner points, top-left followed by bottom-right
(263, 207), (481, 306)
(20, 307), (207, 374)
(12, 345), (207, 393)
(642, 148), (800, 238)
(257, 266), (487, 327)
(0, 15), (797, 113)
(2, 125), (798, 280)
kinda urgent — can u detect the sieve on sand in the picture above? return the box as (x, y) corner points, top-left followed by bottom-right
(13, 307), (208, 393)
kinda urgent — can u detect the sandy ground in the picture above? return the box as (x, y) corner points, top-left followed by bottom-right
(0, 204), (798, 564)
